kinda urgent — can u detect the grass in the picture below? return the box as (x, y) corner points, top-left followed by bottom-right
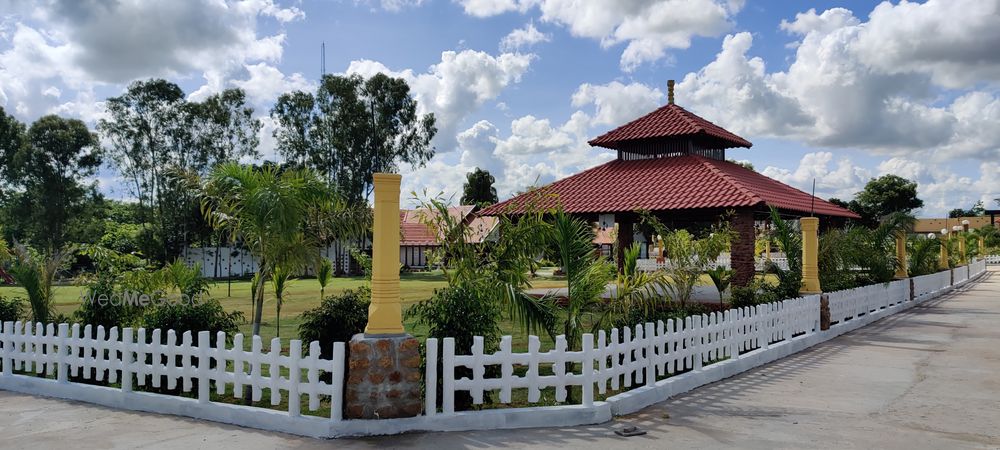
(0, 270), (572, 346)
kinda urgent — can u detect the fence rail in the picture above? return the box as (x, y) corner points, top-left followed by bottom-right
(0, 262), (990, 438)
(636, 254), (790, 272)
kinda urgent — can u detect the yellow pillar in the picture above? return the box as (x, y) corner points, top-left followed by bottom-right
(800, 217), (821, 295)
(980, 236), (986, 257)
(894, 232), (908, 279)
(365, 173), (405, 335)
(939, 229), (950, 270)
(958, 231), (967, 264)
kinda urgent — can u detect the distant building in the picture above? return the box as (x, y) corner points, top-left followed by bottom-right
(914, 215), (999, 234)
(399, 205), (499, 269)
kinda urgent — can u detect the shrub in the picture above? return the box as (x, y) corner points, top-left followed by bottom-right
(142, 298), (243, 348)
(613, 301), (710, 328)
(730, 278), (781, 309)
(74, 271), (144, 332)
(298, 287), (371, 359)
(0, 296), (24, 322)
(406, 282), (502, 411)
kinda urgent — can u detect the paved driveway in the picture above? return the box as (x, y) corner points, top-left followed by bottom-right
(2, 270), (999, 449)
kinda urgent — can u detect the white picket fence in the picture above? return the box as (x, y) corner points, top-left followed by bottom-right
(985, 255), (1000, 265)
(0, 262), (990, 438)
(430, 293), (818, 413)
(636, 254), (790, 272)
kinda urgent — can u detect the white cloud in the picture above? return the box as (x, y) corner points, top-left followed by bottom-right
(231, 63), (313, 108)
(373, 0), (427, 12)
(762, 152), (872, 201)
(459, 0), (741, 71)
(571, 81), (662, 127)
(346, 49), (534, 152)
(500, 23), (550, 52)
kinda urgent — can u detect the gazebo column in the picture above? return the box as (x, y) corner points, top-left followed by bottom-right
(616, 214), (634, 273)
(731, 208), (756, 287)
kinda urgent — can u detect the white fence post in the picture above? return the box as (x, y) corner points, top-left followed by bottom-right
(442, 337), (455, 414)
(644, 322), (656, 386)
(287, 339), (301, 417)
(2, 321), (12, 376)
(499, 336), (513, 404)
(121, 327), (133, 393)
(425, 338), (438, 416)
(331, 341), (345, 422)
(581, 333), (594, 407)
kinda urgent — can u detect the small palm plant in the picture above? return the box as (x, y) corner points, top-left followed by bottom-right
(9, 243), (73, 324)
(706, 266), (733, 305)
(550, 210), (615, 349)
(271, 265), (291, 337)
(908, 235), (941, 276)
(316, 258), (333, 298)
(611, 242), (668, 321)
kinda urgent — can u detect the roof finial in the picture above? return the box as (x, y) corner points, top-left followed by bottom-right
(667, 79), (675, 105)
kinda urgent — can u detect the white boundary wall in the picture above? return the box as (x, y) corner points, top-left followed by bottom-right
(0, 262), (989, 438)
(636, 254), (789, 272)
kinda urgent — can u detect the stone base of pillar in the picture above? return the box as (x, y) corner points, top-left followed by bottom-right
(819, 294), (830, 331)
(345, 334), (422, 419)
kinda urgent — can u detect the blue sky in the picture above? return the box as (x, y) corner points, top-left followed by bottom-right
(1, 0), (998, 217)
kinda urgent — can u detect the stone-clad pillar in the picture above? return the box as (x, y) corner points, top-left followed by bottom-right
(731, 209), (755, 287)
(345, 173), (422, 419)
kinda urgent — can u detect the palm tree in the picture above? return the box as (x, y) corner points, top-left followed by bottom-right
(550, 210), (615, 349)
(843, 212), (915, 283)
(271, 265), (290, 337)
(766, 208), (803, 299)
(908, 234), (941, 276)
(705, 266), (733, 305)
(9, 243), (73, 324)
(201, 163), (332, 338)
(316, 258), (333, 299)
(610, 242), (669, 321)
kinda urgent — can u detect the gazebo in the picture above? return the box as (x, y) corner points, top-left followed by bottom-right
(481, 81), (859, 286)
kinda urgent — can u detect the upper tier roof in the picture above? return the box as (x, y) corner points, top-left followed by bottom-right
(588, 103), (753, 150)
(479, 155), (860, 219)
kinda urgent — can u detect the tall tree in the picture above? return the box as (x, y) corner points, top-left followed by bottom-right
(100, 80), (260, 261)
(271, 72), (437, 203)
(461, 168), (498, 207)
(2, 114), (102, 251)
(851, 175), (923, 225)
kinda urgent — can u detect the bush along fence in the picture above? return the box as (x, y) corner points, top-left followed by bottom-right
(0, 261), (990, 438)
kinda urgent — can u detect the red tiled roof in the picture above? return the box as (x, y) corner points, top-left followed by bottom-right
(479, 155), (860, 219)
(589, 104), (752, 150)
(399, 205), (499, 246)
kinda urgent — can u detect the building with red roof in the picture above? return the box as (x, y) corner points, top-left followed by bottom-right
(480, 80), (858, 286)
(399, 205), (499, 268)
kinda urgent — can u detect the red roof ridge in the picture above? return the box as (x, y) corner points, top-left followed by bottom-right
(697, 156), (764, 206)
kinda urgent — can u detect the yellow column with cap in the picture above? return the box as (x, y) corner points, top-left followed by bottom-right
(958, 230), (967, 265)
(894, 231), (908, 279)
(365, 173), (405, 335)
(939, 229), (950, 270)
(800, 217), (821, 295)
(980, 236), (986, 257)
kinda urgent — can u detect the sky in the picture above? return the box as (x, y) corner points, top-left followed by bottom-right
(1, 0), (999, 217)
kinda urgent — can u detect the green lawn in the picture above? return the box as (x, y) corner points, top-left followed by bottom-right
(0, 270), (571, 346)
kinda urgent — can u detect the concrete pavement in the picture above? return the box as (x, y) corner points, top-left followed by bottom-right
(2, 269), (998, 449)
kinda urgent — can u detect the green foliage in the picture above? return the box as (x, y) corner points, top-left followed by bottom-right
(317, 258), (333, 298)
(550, 210), (615, 349)
(142, 299), (243, 347)
(948, 201), (985, 218)
(270, 265), (291, 337)
(850, 174), (923, 225)
(160, 259), (211, 299)
(637, 210), (732, 305)
(908, 235), (942, 276)
(817, 229), (858, 292)
(614, 302), (710, 329)
(610, 242), (669, 321)
(418, 195), (556, 337)
(842, 212), (914, 284)
(706, 266), (733, 304)
(765, 208), (803, 299)
(99, 80), (260, 262)
(1, 112), (103, 252)
(460, 168), (498, 208)
(8, 243), (74, 324)
(730, 278), (781, 309)
(0, 296), (24, 322)
(271, 73), (437, 203)
(201, 162), (335, 337)
(99, 221), (144, 254)
(298, 287), (371, 358)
